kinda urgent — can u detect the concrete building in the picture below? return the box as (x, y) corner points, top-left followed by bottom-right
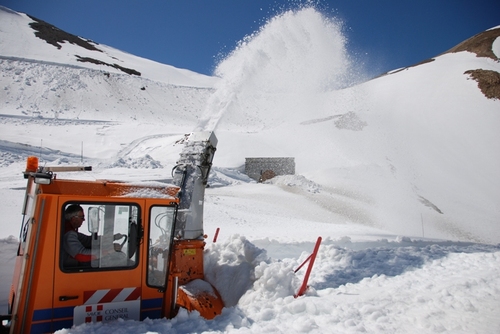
(245, 157), (295, 182)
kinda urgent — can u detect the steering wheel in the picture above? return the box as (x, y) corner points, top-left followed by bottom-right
(118, 234), (128, 248)
(113, 234), (128, 251)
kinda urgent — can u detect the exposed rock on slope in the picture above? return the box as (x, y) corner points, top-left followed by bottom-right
(27, 15), (102, 52)
(445, 27), (500, 100)
(444, 27), (500, 61)
(465, 69), (500, 100)
(27, 15), (141, 76)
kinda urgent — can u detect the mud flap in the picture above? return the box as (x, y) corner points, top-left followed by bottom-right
(176, 279), (224, 319)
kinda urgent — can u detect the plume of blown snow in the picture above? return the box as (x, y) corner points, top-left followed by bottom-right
(196, 7), (352, 132)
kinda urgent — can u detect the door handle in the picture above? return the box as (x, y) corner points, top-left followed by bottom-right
(59, 295), (78, 301)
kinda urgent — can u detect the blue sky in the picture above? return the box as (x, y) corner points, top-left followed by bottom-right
(1, 0), (499, 77)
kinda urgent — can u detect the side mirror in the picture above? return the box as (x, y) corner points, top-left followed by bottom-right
(88, 207), (100, 234)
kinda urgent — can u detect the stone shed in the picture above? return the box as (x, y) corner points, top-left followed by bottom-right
(245, 157), (295, 182)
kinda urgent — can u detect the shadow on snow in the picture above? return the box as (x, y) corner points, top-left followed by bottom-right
(310, 239), (500, 290)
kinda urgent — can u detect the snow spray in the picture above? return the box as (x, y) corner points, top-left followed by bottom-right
(196, 6), (352, 132)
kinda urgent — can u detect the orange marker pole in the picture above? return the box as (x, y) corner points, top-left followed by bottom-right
(294, 236), (322, 298)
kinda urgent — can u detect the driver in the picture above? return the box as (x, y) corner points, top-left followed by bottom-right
(62, 204), (124, 267)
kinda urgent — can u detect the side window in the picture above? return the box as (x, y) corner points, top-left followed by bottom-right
(61, 203), (140, 271)
(147, 206), (176, 287)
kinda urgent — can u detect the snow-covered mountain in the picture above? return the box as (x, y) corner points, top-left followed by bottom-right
(3, 6), (497, 243)
(1, 5), (500, 333)
(0, 5), (217, 127)
(0, 6), (217, 87)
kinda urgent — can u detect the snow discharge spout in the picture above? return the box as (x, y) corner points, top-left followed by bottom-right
(196, 6), (352, 132)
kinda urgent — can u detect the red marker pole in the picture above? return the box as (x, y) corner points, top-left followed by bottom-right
(213, 227), (220, 243)
(294, 236), (322, 298)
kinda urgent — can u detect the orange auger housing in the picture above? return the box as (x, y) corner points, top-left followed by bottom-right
(2, 132), (223, 334)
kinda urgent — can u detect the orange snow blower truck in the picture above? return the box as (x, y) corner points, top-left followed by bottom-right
(1, 132), (223, 334)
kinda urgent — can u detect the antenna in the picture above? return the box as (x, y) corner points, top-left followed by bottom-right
(421, 213), (425, 238)
(81, 141), (83, 163)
